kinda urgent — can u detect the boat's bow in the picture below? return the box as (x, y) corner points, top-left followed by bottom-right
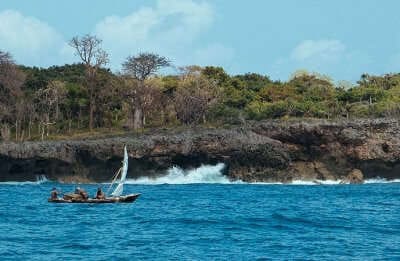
(115, 193), (141, 202)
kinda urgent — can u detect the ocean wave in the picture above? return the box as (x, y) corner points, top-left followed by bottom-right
(125, 164), (345, 185)
(245, 179), (344, 185)
(1, 167), (400, 186)
(0, 175), (49, 185)
(262, 180), (343, 185)
(258, 178), (400, 185)
(125, 163), (238, 185)
(126, 163), (400, 185)
(364, 177), (400, 184)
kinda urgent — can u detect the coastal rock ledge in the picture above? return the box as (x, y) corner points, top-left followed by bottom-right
(0, 118), (399, 183)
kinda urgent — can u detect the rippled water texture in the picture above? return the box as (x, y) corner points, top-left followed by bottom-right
(0, 183), (399, 260)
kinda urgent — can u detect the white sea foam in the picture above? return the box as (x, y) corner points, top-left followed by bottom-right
(364, 177), (400, 184)
(1, 167), (400, 186)
(125, 163), (238, 185)
(0, 175), (49, 185)
(126, 163), (343, 185)
(253, 180), (343, 185)
(290, 180), (342, 185)
(289, 178), (400, 185)
(126, 163), (400, 185)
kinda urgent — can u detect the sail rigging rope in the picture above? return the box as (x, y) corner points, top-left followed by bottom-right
(106, 167), (122, 196)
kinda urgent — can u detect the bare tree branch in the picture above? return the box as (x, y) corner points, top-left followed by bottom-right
(69, 34), (109, 130)
(122, 52), (170, 81)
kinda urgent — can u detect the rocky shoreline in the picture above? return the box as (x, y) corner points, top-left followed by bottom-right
(0, 118), (399, 184)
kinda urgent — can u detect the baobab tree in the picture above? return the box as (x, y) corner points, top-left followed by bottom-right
(69, 34), (109, 131)
(122, 52), (170, 130)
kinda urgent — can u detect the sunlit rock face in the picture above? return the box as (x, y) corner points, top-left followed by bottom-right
(0, 118), (399, 183)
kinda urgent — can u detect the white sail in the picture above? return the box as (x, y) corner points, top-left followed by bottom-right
(111, 146), (128, 197)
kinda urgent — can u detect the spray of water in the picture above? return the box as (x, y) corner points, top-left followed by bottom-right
(125, 163), (400, 185)
(0, 165), (399, 185)
(125, 163), (238, 185)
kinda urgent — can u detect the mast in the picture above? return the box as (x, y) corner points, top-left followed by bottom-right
(111, 146), (128, 197)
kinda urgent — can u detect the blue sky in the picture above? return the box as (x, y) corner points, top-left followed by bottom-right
(0, 0), (399, 82)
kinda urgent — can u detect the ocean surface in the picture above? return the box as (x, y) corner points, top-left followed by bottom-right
(0, 165), (400, 260)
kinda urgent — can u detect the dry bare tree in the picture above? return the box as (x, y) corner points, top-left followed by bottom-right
(0, 51), (25, 141)
(174, 66), (220, 125)
(35, 80), (67, 140)
(69, 34), (109, 131)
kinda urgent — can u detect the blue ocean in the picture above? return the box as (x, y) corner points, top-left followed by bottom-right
(0, 166), (399, 260)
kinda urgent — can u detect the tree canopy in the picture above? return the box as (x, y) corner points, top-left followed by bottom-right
(1, 41), (400, 141)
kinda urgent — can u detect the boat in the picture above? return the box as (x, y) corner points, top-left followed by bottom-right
(48, 194), (140, 204)
(48, 146), (140, 204)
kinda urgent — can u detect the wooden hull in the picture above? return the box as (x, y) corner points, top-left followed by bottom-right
(48, 193), (141, 204)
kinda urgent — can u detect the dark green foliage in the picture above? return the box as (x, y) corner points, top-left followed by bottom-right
(161, 75), (179, 97)
(20, 64), (86, 91)
(2, 57), (400, 141)
(232, 73), (272, 92)
(202, 66), (230, 86)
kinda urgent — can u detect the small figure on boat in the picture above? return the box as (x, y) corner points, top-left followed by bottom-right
(95, 187), (106, 199)
(50, 187), (59, 200)
(62, 187), (89, 201)
(75, 187), (89, 200)
(49, 146), (140, 203)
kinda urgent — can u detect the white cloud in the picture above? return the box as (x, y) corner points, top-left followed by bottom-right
(94, 0), (231, 70)
(0, 10), (66, 66)
(268, 39), (365, 81)
(158, 0), (213, 25)
(95, 8), (159, 44)
(0, 1), (234, 70)
(291, 39), (346, 62)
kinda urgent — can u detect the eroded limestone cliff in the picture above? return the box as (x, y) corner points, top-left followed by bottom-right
(0, 118), (399, 183)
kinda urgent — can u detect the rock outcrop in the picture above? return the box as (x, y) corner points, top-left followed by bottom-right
(0, 118), (399, 183)
(342, 169), (364, 184)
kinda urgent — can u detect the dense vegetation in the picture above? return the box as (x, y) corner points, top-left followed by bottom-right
(1, 35), (400, 142)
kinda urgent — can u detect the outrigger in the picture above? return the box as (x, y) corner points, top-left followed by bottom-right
(48, 146), (140, 204)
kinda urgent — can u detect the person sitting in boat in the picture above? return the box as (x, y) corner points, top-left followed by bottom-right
(95, 187), (106, 199)
(50, 187), (59, 200)
(75, 187), (89, 200)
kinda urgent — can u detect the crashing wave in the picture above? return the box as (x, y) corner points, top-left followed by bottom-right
(126, 163), (400, 185)
(126, 163), (344, 185)
(125, 163), (238, 185)
(1, 166), (400, 185)
(35, 175), (48, 184)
